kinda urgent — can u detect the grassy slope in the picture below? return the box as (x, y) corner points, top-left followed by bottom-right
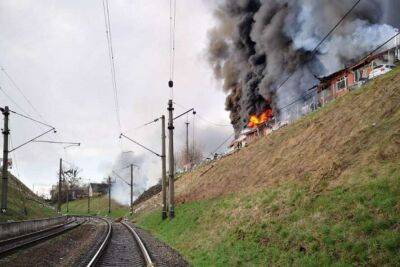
(61, 195), (131, 218)
(0, 173), (56, 222)
(136, 68), (400, 266)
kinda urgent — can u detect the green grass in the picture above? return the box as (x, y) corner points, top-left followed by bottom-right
(0, 174), (56, 222)
(135, 68), (400, 266)
(61, 195), (131, 219)
(137, 163), (400, 266)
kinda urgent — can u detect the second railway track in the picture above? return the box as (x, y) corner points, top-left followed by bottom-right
(0, 217), (85, 258)
(88, 219), (153, 267)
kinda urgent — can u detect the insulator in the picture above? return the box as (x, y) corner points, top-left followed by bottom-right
(168, 80), (174, 88)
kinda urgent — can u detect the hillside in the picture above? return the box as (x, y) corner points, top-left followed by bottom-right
(134, 67), (400, 266)
(61, 195), (130, 218)
(0, 172), (56, 222)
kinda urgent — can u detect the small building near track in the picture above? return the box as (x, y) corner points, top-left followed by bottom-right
(89, 183), (109, 197)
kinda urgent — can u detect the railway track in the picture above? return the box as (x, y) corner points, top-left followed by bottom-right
(0, 217), (85, 258)
(87, 219), (153, 267)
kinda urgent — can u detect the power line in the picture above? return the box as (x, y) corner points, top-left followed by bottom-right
(0, 86), (30, 116)
(174, 101), (231, 127)
(102, 0), (122, 131)
(0, 67), (69, 159)
(169, 0), (177, 98)
(10, 110), (55, 129)
(0, 67), (46, 122)
(275, 0), (363, 93)
(209, 133), (235, 158)
(279, 30), (400, 113)
(279, 86), (318, 112)
(112, 170), (132, 186)
(357, 31), (400, 64)
(120, 133), (161, 157)
(132, 117), (161, 131)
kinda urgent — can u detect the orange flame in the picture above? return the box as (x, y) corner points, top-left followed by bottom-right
(247, 109), (273, 128)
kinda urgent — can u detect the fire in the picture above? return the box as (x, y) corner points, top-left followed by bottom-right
(247, 109), (273, 128)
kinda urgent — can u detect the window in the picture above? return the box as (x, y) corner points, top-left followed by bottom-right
(354, 70), (361, 82)
(336, 76), (347, 91)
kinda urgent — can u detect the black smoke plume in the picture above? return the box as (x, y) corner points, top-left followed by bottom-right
(208, 0), (400, 133)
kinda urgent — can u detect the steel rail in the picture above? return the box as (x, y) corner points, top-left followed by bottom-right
(86, 217), (112, 267)
(121, 221), (154, 267)
(0, 218), (84, 258)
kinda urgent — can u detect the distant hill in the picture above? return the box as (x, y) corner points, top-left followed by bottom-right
(135, 67), (400, 266)
(0, 172), (56, 222)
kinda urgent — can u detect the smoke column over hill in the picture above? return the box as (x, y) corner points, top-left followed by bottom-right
(208, 0), (400, 133)
(110, 152), (148, 205)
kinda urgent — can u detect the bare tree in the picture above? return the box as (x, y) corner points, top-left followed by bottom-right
(176, 143), (203, 171)
(63, 167), (82, 188)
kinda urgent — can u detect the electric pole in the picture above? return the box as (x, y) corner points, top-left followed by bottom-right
(108, 176), (111, 214)
(161, 115), (167, 220)
(87, 184), (91, 214)
(1, 106), (9, 213)
(57, 158), (62, 213)
(185, 120), (190, 169)
(130, 164), (133, 215)
(120, 116), (168, 220)
(66, 180), (69, 213)
(167, 100), (175, 219)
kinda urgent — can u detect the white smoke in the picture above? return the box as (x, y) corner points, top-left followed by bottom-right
(109, 152), (149, 205)
(276, 2), (398, 114)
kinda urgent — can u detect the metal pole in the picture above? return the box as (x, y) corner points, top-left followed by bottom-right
(130, 164), (133, 215)
(108, 176), (111, 214)
(57, 158), (62, 213)
(66, 182), (69, 213)
(87, 185), (91, 214)
(167, 100), (175, 219)
(161, 115), (167, 220)
(185, 121), (190, 169)
(1, 106), (9, 213)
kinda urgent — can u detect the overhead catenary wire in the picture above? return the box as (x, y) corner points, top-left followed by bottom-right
(0, 66), (69, 159)
(131, 117), (161, 131)
(10, 110), (55, 129)
(169, 0), (177, 98)
(111, 170), (131, 186)
(173, 101), (231, 127)
(275, 0), (363, 93)
(357, 31), (400, 64)
(0, 67), (46, 122)
(208, 133), (235, 158)
(0, 86), (30, 116)
(102, 0), (122, 132)
(280, 29), (400, 113)
(120, 133), (161, 157)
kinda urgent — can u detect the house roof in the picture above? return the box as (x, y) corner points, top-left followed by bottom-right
(90, 183), (109, 192)
(318, 46), (398, 86)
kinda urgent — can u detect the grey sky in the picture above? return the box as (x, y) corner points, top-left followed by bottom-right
(0, 0), (231, 197)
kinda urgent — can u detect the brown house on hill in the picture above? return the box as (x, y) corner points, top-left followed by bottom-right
(317, 45), (400, 105)
(89, 183), (109, 197)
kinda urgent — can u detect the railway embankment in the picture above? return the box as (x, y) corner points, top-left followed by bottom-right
(0, 173), (56, 222)
(134, 67), (400, 266)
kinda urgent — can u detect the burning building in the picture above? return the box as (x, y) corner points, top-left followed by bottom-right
(318, 45), (400, 104)
(208, 0), (400, 134)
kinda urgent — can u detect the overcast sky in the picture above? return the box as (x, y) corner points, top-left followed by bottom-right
(0, 0), (232, 197)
